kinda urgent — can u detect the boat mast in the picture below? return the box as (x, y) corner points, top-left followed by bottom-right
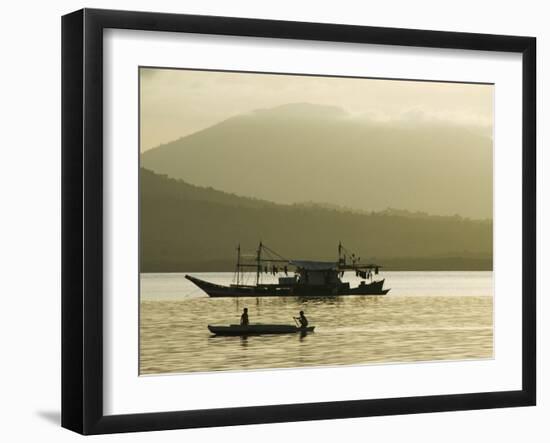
(338, 241), (346, 266)
(236, 243), (241, 286)
(256, 241), (263, 286)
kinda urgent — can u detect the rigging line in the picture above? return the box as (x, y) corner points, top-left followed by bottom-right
(340, 243), (360, 263)
(183, 287), (204, 298)
(261, 243), (289, 262)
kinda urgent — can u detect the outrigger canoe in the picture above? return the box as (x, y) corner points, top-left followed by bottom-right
(208, 324), (315, 336)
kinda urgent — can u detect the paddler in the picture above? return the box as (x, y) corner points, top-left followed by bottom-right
(240, 307), (249, 326)
(294, 310), (308, 328)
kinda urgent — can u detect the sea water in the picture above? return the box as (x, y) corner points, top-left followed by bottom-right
(140, 271), (493, 374)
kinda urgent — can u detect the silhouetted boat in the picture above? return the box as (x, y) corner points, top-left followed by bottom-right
(186, 242), (390, 297)
(208, 324), (315, 336)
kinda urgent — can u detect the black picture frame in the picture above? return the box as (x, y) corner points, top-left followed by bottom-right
(62, 8), (536, 435)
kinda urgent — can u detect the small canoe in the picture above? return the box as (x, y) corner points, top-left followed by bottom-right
(208, 324), (315, 336)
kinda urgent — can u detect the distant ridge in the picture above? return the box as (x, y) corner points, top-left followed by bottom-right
(251, 102), (349, 119)
(140, 168), (492, 272)
(141, 102), (493, 219)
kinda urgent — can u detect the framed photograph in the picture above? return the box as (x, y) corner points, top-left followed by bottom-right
(61, 8), (536, 434)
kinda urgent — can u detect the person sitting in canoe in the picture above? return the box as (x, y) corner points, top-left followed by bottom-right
(240, 307), (249, 326)
(294, 311), (308, 328)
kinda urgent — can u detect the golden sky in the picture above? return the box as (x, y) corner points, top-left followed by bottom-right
(140, 67), (493, 152)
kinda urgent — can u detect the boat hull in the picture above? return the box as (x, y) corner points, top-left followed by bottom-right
(186, 275), (389, 297)
(208, 324), (315, 336)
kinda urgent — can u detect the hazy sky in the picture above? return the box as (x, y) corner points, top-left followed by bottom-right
(139, 68), (493, 152)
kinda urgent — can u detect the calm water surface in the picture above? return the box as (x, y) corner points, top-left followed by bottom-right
(140, 272), (493, 374)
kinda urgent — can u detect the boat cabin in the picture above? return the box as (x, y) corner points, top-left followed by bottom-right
(287, 260), (342, 286)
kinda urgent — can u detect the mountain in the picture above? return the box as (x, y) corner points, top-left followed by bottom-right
(141, 103), (493, 219)
(140, 168), (492, 272)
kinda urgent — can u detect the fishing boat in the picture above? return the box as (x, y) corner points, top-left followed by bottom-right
(186, 242), (390, 297)
(208, 324), (315, 336)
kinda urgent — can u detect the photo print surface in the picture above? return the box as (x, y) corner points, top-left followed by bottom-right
(139, 67), (494, 375)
